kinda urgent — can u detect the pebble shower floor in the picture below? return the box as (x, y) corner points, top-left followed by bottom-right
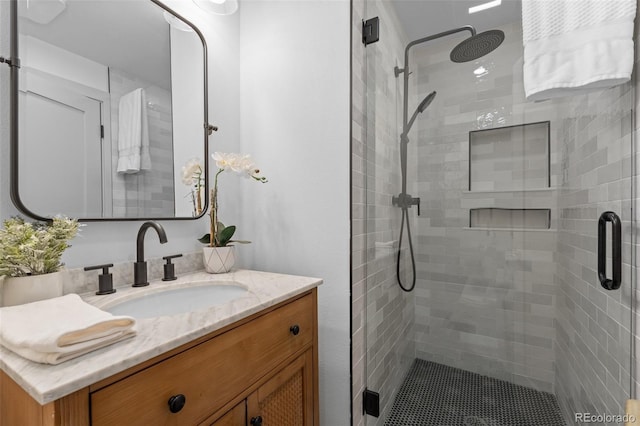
(384, 359), (566, 426)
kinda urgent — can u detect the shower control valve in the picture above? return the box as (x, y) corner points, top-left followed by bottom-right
(393, 193), (421, 216)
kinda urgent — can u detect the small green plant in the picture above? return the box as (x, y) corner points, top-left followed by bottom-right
(198, 222), (249, 247)
(0, 217), (80, 277)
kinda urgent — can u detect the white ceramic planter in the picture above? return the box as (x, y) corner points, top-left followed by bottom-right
(1, 271), (64, 307)
(202, 246), (236, 274)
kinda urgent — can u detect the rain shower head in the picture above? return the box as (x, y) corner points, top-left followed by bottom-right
(449, 29), (505, 63)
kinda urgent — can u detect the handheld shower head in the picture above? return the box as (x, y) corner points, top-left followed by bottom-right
(406, 90), (436, 134)
(418, 90), (437, 113)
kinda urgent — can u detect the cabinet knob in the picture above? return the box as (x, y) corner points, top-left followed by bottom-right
(290, 324), (300, 336)
(250, 416), (263, 426)
(168, 394), (186, 413)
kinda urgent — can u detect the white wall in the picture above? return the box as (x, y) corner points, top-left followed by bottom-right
(19, 35), (108, 92)
(238, 1), (351, 424)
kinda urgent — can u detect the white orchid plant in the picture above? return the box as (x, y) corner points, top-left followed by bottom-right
(182, 158), (205, 217)
(198, 152), (267, 247)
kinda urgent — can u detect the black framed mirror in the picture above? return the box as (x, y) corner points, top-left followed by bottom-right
(8, 0), (209, 221)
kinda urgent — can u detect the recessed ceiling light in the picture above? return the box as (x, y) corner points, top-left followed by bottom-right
(469, 0), (502, 14)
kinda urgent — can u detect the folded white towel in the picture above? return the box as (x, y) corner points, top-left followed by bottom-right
(522, 0), (636, 101)
(116, 88), (151, 174)
(0, 294), (136, 365)
(1, 329), (136, 365)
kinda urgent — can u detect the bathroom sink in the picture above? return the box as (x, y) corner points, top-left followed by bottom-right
(104, 282), (248, 319)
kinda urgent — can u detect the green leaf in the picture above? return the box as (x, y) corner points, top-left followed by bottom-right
(229, 240), (251, 244)
(198, 233), (211, 244)
(217, 225), (236, 246)
(217, 222), (226, 232)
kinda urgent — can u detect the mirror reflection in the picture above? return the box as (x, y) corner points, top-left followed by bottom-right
(16, 0), (206, 219)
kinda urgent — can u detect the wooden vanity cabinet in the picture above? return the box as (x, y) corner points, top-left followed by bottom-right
(0, 289), (319, 426)
(211, 349), (314, 426)
(246, 349), (314, 426)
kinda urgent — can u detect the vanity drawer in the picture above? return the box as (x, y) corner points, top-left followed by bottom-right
(90, 293), (314, 426)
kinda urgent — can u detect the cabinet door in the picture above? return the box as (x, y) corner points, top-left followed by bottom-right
(247, 350), (314, 426)
(210, 401), (245, 426)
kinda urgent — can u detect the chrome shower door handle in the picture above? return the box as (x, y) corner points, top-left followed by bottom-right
(598, 211), (621, 290)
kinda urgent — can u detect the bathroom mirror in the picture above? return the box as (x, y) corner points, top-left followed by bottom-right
(9, 0), (209, 221)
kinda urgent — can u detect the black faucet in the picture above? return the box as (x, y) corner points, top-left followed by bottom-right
(133, 221), (168, 287)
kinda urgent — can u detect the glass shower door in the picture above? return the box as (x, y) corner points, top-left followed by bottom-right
(358, 1), (636, 425)
(359, 0), (417, 424)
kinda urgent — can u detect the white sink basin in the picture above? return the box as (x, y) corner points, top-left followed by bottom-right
(104, 282), (248, 319)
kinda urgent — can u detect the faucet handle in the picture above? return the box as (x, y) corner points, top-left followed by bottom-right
(162, 254), (183, 281)
(411, 197), (421, 216)
(84, 263), (115, 295)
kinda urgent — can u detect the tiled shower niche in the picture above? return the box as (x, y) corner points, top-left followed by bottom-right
(469, 121), (550, 192)
(470, 208), (551, 230)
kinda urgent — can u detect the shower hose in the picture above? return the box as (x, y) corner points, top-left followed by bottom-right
(396, 129), (417, 292)
(396, 201), (417, 292)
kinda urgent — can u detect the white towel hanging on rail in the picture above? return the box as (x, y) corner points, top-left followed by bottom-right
(522, 0), (636, 101)
(116, 88), (151, 173)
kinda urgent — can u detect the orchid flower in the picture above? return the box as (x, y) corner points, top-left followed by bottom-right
(199, 152), (267, 247)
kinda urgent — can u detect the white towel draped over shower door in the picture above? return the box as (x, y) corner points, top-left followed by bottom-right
(522, 0), (636, 102)
(116, 88), (152, 174)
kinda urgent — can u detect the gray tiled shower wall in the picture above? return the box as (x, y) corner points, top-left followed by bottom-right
(353, 5), (639, 426)
(412, 20), (634, 423)
(411, 22), (560, 393)
(554, 84), (634, 425)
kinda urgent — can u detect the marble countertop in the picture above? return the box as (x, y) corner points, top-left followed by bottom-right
(0, 269), (322, 405)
